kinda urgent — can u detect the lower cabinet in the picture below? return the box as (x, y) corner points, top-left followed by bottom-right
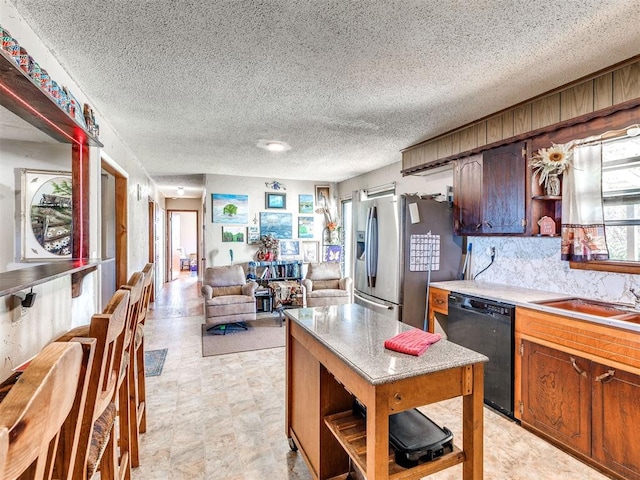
(516, 307), (640, 480)
(591, 363), (640, 480)
(520, 340), (591, 457)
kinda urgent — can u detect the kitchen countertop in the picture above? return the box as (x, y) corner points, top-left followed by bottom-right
(285, 303), (488, 385)
(430, 280), (640, 333)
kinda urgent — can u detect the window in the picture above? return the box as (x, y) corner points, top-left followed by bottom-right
(602, 135), (640, 262)
(341, 199), (352, 277)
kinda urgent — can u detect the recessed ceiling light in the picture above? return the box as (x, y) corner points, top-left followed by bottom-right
(257, 139), (291, 152)
(266, 142), (286, 152)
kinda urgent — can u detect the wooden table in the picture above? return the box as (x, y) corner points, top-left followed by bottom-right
(285, 304), (487, 480)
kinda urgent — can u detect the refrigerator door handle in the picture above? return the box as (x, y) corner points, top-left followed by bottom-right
(365, 206), (378, 287)
(354, 292), (392, 310)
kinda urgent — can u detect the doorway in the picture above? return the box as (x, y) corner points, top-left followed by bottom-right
(101, 159), (128, 305)
(167, 210), (199, 281)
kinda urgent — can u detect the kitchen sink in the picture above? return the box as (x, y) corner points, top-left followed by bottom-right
(536, 298), (640, 324)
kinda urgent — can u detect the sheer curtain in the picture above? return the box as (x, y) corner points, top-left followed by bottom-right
(560, 142), (610, 261)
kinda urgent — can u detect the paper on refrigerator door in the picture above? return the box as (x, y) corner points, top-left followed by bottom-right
(409, 234), (440, 272)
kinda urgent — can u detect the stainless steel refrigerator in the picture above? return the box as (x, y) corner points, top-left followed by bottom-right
(353, 194), (462, 329)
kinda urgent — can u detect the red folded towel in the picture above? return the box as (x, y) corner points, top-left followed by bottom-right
(384, 329), (442, 356)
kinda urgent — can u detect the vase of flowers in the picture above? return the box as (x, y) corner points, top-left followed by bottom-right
(529, 143), (572, 196)
(257, 234), (279, 261)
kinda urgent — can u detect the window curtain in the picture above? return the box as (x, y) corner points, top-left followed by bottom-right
(560, 142), (610, 261)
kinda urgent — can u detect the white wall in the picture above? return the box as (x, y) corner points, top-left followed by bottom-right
(203, 174), (336, 267)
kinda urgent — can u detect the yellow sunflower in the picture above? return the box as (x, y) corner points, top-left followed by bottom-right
(529, 143), (573, 185)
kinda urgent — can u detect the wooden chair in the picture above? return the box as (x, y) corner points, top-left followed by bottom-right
(54, 288), (131, 480)
(120, 272), (145, 469)
(0, 342), (86, 480)
(0, 427), (7, 477)
(124, 265), (152, 468)
(136, 264), (153, 433)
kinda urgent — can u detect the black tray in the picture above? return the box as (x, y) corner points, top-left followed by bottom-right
(389, 408), (454, 467)
(354, 400), (453, 468)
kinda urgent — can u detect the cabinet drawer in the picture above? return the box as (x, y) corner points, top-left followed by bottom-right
(429, 287), (449, 314)
(516, 306), (640, 371)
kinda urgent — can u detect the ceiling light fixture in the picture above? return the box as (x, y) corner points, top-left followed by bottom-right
(177, 186), (185, 196)
(257, 139), (291, 152)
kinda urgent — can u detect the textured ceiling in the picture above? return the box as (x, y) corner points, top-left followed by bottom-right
(5, 0), (640, 197)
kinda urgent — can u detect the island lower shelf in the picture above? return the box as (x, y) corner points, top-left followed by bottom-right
(324, 410), (465, 480)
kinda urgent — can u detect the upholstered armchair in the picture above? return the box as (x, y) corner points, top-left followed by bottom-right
(201, 265), (258, 333)
(302, 262), (353, 307)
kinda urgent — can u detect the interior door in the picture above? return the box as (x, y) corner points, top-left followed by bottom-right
(169, 212), (181, 280)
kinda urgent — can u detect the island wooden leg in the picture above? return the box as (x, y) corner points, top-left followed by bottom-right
(462, 363), (484, 480)
(366, 392), (390, 480)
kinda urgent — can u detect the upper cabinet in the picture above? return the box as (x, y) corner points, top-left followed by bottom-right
(454, 142), (526, 235)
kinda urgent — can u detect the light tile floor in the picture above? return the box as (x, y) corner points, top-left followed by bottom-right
(132, 274), (610, 480)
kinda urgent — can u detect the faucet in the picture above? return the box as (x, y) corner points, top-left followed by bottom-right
(631, 288), (640, 310)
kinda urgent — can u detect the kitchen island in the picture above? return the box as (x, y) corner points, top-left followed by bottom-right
(284, 303), (488, 480)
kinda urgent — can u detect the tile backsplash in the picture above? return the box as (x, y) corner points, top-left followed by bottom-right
(469, 236), (640, 306)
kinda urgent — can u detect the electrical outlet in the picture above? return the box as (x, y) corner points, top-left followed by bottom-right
(485, 247), (492, 256)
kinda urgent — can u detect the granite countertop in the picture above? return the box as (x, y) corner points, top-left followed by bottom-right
(285, 303), (488, 386)
(430, 280), (640, 333)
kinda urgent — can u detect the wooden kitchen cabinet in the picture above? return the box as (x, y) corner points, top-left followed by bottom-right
(427, 287), (448, 333)
(592, 362), (640, 480)
(519, 340), (591, 457)
(453, 154), (483, 235)
(515, 307), (640, 480)
(454, 142), (526, 235)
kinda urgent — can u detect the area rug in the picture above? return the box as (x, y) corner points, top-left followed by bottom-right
(201, 316), (285, 357)
(144, 348), (168, 377)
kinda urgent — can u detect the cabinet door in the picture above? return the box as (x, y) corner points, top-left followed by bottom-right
(453, 154), (483, 235)
(520, 340), (591, 456)
(482, 142), (526, 234)
(592, 363), (640, 480)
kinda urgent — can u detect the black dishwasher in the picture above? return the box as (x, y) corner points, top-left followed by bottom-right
(447, 293), (515, 419)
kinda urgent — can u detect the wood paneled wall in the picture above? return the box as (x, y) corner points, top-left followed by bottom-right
(402, 57), (640, 174)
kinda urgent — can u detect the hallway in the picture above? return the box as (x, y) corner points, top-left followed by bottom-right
(133, 276), (609, 479)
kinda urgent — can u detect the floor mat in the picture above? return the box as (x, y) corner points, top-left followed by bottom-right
(144, 348), (168, 377)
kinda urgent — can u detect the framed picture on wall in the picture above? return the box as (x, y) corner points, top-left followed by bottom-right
(21, 169), (73, 261)
(298, 194), (314, 213)
(259, 212), (293, 239)
(298, 216), (314, 238)
(302, 241), (319, 263)
(315, 185), (330, 207)
(247, 225), (260, 244)
(323, 245), (342, 263)
(212, 193), (249, 224)
(222, 226), (245, 242)
(279, 239), (300, 256)
(265, 192), (286, 209)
